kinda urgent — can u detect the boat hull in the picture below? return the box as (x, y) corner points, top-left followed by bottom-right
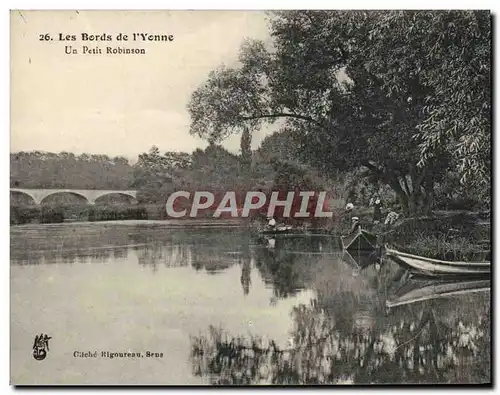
(385, 247), (491, 277)
(342, 250), (379, 269)
(341, 227), (377, 251)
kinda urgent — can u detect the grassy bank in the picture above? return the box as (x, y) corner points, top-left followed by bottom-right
(10, 204), (149, 225)
(396, 233), (490, 261)
(380, 211), (491, 261)
(9, 204), (258, 225)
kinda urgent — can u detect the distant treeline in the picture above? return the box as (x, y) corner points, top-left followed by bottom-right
(11, 124), (486, 226)
(11, 136), (344, 208)
(11, 151), (134, 189)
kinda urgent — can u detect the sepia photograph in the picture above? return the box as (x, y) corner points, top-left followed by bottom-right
(9, 9), (491, 386)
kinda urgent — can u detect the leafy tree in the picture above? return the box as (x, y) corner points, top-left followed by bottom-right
(132, 146), (192, 203)
(188, 11), (491, 215)
(10, 151), (134, 189)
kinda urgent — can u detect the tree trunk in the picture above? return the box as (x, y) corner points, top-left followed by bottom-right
(362, 162), (433, 217)
(393, 188), (432, 217)
(386, 178), (410, 216)
(240, 127), (252, 172)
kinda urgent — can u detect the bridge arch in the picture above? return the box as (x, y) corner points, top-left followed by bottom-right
(10, 190), (37, 205)
(39, 191), (90, 205)
(93, 192), (137, 204)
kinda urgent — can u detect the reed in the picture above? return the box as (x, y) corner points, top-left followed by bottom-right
(398, 232), (490, 262)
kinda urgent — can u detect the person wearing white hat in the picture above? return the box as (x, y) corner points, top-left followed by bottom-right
(373, 196), (382, 223)
(344, 202), (355, 228)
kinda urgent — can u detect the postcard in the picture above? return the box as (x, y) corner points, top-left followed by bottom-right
(10, 10), (491, 385)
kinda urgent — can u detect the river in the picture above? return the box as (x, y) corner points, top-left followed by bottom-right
(10, 222), (491, 385)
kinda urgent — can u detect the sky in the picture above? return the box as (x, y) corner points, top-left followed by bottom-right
(10, 10), (275, 161)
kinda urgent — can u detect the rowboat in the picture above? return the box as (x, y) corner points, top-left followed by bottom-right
(385, 247), (491, 278)
(340, 227), (377, 251)
(386, 278), (491, 308)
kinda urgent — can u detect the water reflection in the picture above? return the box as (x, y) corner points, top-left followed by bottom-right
(10, 225), (134, 265)
(10, 224), (491, 384)
(254, 235), (340, 301)
(189, 247), (491, 385)
(190, 294), (490, 384)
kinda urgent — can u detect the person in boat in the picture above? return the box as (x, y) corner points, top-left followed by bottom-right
(349, 216), (361, 234)
(267, 216), (277, 230)
(344, 202), (355, 225)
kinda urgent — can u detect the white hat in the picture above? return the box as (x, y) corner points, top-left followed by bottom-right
(346, 203), (354, 210)
(352, 217), (359, 221)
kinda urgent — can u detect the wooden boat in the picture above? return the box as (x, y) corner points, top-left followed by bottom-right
(340, 227), (377, 251)
(386, 278), (490, 308)
(385, 247), (491, 277)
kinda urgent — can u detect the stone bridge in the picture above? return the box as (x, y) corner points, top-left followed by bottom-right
(11, 188), (138, 205)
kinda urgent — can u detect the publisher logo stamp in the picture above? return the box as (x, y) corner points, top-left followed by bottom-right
(33, 334), (52, 361)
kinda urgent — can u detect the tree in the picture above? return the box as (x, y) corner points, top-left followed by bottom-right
(361, 11), (491, 201)
(132, 146), (192, 203)
(10, 151), (134, 189)
(188, 11), (491, 215)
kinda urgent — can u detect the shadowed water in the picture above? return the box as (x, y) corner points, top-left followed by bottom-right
(10, 223), (491, 385)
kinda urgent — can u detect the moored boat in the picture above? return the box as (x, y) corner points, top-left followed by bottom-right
(340, 227), (377, 251)
(385, 247), (491, 278)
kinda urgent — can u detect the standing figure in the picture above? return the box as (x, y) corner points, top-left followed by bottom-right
(373, 196), (382, 224)
(384, 210), (400, 226)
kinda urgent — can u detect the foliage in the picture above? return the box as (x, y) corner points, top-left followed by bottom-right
(188, 10), (491, 215)
(11, 151), (134, 189)
(401, 12), (491, 193)
(86, 205), (147, 221)
(10, 205), (40, 225)
(39, 206), (65, 223)
(10, 204), (147, 224)
(131, 146), (187, 203)
(398, 233), (490, 261)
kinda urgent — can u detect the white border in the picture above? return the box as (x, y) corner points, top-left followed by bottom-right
(2, 1), (498, 394)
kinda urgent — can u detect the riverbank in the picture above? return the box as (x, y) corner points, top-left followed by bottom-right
(10, 218), (248, 228)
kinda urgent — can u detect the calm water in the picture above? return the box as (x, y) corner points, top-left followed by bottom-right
(10, 223), (491, 385)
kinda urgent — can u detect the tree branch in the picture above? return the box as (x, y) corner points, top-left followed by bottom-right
(403, 176), (411, 195)
(239, 113), (325, 129)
